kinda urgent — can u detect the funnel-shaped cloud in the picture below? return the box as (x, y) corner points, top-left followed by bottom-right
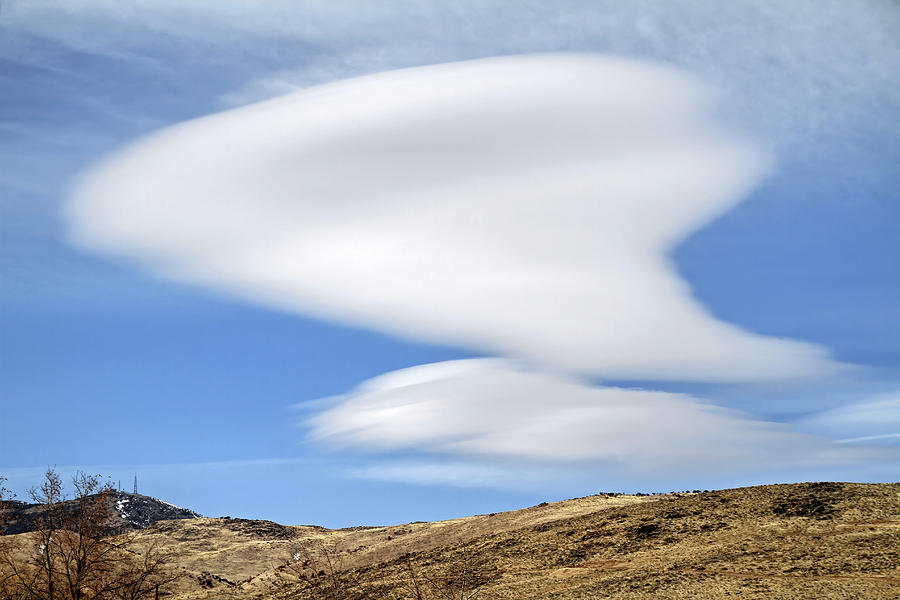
(67, 54), (840, 381)
(309, 359), (862, 476)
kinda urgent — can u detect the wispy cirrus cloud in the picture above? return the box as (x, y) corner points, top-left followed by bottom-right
(66, 54), (842, 382)
(800, 392), (900, 446)
(9, 0), (898, 151)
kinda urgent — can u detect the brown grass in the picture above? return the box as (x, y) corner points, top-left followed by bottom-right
(5, 483), (896, 599)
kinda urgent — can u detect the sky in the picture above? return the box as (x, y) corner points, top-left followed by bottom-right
(1, 1), (898, 527)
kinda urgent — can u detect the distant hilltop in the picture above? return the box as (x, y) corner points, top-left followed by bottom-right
(0, 490), (201, 535)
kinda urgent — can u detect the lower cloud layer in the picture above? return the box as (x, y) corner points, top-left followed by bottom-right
(308, 359), (881, 481)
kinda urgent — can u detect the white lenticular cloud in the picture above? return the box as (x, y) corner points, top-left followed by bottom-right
(309, 359), (859, 475)
(67, 54), (841, 381)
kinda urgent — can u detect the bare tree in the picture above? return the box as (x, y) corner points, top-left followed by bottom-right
(0, 476), (11, 531)
(0, 477), (17, 598)
(0, 470), (180, 600)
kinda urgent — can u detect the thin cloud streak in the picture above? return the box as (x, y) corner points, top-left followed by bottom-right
(802, 392), (900, 445)
(0, 457), (316, 480)
(67, 54), (842, 382)
(837, 434), (900, 444)
(347, 461), (547, 491)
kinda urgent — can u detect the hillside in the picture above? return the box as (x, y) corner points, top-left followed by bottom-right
(132, 491), (660, 595)
(175, 482), (900, 599)
(0, 490), (201, 535)
(327, 482), (899, 600)
(3, 482), (898, 598)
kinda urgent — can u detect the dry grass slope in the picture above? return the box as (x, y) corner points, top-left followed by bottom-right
(132, 492), (657, 596)
(268, 483), (900, 600)
(6, 483), (895, 599)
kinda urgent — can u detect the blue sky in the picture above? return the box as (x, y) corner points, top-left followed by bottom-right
(1, 1), (898, 527)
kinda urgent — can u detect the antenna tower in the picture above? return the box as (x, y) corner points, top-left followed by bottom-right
(133, 474), (137, 495)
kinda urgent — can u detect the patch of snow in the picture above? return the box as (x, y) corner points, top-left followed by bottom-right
(157, 498), (188, 511)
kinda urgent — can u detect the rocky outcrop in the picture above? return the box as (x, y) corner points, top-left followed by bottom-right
(1, 491), (201, 535)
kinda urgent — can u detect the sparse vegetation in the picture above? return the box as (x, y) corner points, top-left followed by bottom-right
(0, 470), (180, 600)
(276, 539), (495, 600)
(0, 477), (11, 533)
(4, 481), (898, 599)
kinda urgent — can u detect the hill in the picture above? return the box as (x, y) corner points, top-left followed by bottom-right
(3, 482), (898, 598)
(0, 490), (201, 535)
